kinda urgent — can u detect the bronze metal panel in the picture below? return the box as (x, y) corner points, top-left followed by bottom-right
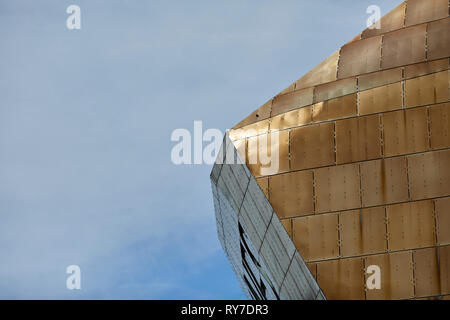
(436, 197), (450, 245)
(272, 87), (314, 116)
(405, 59), (449, 79)
(360, 157), (409, 207)
(295, 50), (339, 90)
(336, 114), (381, 164)
(358, 82), (402, 115)
(270, 106), (312, 132)
(280, 218), (292, 239)
(361, 2), (406, 39)
(278, 83), (296, 96)
(382, 108), (429, 157)
(314, 78), (357, 103)
(233, 139), (246, 162)
(269, 170), (314, 219)
(337, 36), (382, 79)
(290, 122), (335, 171)
(246, 130), (290, 177)
(306, 262), (317, 280)
(430, 102), (450, 149)
(404, 70), (449, 108)
(233, 99), (272, 129)
(428, 18), (450, 61)
(365, 252), (414, 300)
(340, 207), (387, 258)
(414, 247), (441, 297)
(408, 149), (450, 200)
(440, 245), (450, 295)
(317, 257), (365, 300)
(386, 200), (435, 251)
(358, 67), (403, 92)
(312, 94), (357, 122)
(405, 0), (448, 27)
(314, 163), (361, 213)
(256, 177), (269, 199)
(292, 213), (339, 262)
(229, 119), (269, 140)
(381, 24), (427, 69)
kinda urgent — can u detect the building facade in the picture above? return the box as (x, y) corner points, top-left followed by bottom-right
(212, 0), (450, 299)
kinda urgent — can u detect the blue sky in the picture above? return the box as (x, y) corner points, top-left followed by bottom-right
(0, 0), (401, 299)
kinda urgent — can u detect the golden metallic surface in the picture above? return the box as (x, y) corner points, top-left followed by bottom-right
(306, 262), (317, 280)
(317, 258), (365, 300)
(405, 0), (448, 27)
(256, 177), (269, 199)
(227, 0), (450, 300)
(338, 36), (381, 79)
(361, 2), (406, 39)
(358, 82), (402, 115)
(269, 106), (312, 132)
(295, 50), (339, 91)
(358, 67), (402, 92)
(290, 123), (335, 171)
(386, 200), (435, 251)
(269, 170), (314, 219)
(335, 114), (381, 164)
(229, 119), (269, 140)
(404, 58), (449, 79)
(382, 107), (429, 157)
(364, 252), (414, 300)
(292, 213), (339, 261)
(314, 163), (360, 213)
(339, 207), (387, 257)
(435, 197), (450, 245)
(429, 103), (450, 150)
(360, 157), (409, 207)
(313, 77), (357, 103)
(312, 94), (357, 122)
(428, 18), (450, 61)
(413, 247), (441, 298)
(381, 24), (427, 69)
(272, 87), (314, 116)
(404, 70), (449, 108)
(407, 149), (450, 200)
(233, 138), (246, 161)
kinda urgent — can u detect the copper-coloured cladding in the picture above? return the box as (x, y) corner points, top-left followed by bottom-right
(316, 257), (365, 300)
(314, 163), (361, 213)
(436, 197), (450, 245)
(386, 200), (436, 251)
(413, 247), (441, 297)
(256, 177), (269, 199)
(337, 35), (382, 79)
(407, 149), (450, 200)
(335, 114), (381, 164)
(269, 170), (314, 219)
(361, 2), (406, 39)
(229, 119), (269, 141)
(270, 106), (312, 132)
(360, 157), (409, 207)
(365, 252), (414, 300)
(358, 82), (402, 115)
(404, 58), (449, 79)
(381, 24), (427, 70)
(295, 50), (339, 91)
(382, 107), (430, 157)
(271, 87), (314, 117)
(358, 67), (402, 91)
(280, 218), (293, 239)
(339, 207), (387, 258)
(306, 262), (317, 280)
(246, 130), (290, 177)
(292, 213), (339, 262)
(440, 245), (450, 295)
(405, 70), (449, 108)
(232, 138), (246, 162)
(427, 18), (450, 61)
(312, 94), (357, 123)
(405, 0), (449, 27)
(313, 77), (357, 103)
(232, 99), (272, 129)
(290, 122), (335, 171)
